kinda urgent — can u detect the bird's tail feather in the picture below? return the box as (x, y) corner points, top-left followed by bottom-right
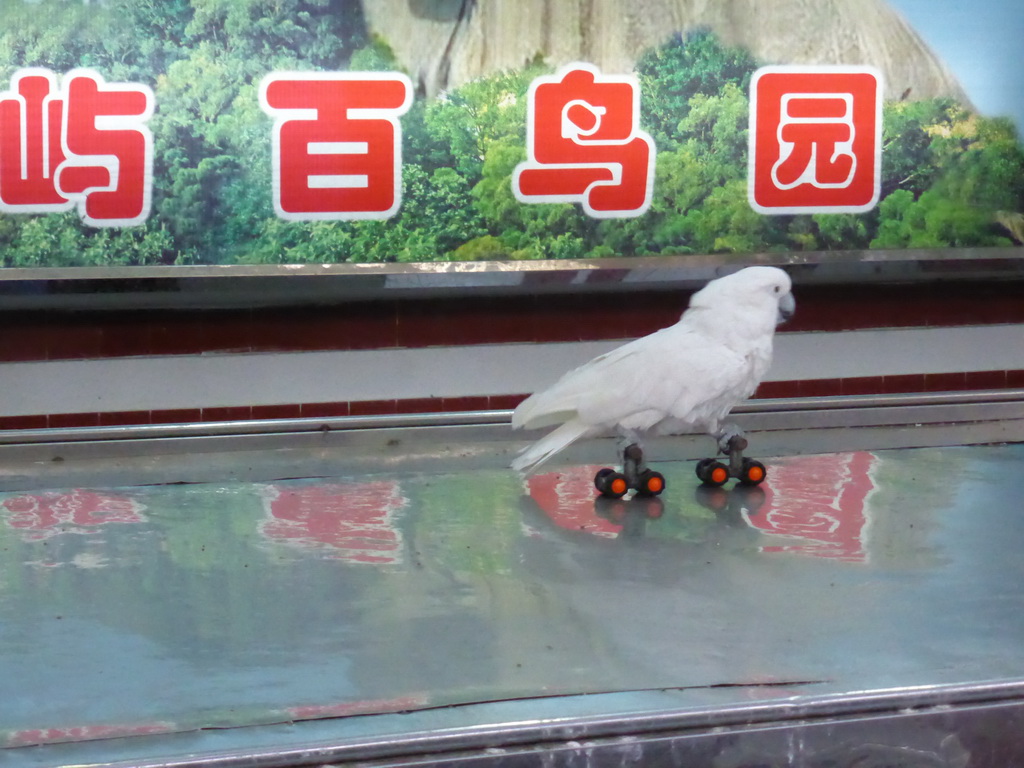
(511, 420), (591, 476)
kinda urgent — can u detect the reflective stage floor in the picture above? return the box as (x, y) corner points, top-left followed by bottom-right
(2, 423), (1024, 766)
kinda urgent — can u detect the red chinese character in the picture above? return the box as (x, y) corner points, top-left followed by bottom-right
(259, 72), (413, 220)
(749, 66), (881, 214)
(57, 70), (154, 226)
(513, 64), (655, 218)
(0, 69), (70, 211)
(0, 68), (153, 226)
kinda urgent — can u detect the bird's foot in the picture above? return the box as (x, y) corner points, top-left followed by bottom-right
(716, 424), (747, 455)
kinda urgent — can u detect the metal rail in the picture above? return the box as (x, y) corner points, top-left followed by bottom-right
(0, 389), (1020, 446)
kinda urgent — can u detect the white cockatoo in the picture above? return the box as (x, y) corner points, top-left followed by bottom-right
(511, 266), (795, 477)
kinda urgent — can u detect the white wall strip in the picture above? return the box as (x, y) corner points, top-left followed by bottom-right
(0, 324), (1021, 417)
(772, 325), (1024, 381)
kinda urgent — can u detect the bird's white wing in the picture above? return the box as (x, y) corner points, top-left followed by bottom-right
(651, 344), (762, 436)
(512, 328), (669, 431)
(513, 324), (754, 435)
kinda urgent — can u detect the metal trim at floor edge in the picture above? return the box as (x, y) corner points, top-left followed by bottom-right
(76, 677), (1024, 768)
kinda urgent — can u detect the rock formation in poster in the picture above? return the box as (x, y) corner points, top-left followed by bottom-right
(364, 0), (969, 105)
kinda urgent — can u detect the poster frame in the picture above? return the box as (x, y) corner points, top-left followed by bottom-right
(0, 247), (1020, 311)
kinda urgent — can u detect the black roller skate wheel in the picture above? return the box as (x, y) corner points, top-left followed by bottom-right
(635, 469), (666, 497)
(594, 468), (629, 498)
(696, 459), (729, 487)
(738, 458), (767, 486)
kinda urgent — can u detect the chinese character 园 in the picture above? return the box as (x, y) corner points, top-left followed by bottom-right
(749, 66), (882, 214)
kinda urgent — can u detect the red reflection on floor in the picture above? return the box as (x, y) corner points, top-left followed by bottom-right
(750, 452), (878, 562)
(260, 482), (408, 564)
(527, 466), (626, 537)
(287, 694), (429, 721)
(0, 490), (146, 541)
(6, 721), (175, 748)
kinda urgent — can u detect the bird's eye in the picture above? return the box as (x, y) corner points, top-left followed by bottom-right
(773, 285), (780, 293)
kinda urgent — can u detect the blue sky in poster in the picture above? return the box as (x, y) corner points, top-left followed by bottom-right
(886, 0), (1024, 133)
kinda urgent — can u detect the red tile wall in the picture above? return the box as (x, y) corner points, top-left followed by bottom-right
(1, 279), (1023, 364)
(0, 278), (1021, 431)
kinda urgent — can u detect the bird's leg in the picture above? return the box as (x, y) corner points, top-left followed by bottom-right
(715, 424), (748, 478)
(726, 435), (748, 478)
(622, 443), (646, 489)
(616, 434), (646, 489)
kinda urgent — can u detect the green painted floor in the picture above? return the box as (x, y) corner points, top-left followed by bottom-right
(2, 442), (1024, 764)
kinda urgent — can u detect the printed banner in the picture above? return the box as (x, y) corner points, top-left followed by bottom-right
(0, 0), (1019, 268)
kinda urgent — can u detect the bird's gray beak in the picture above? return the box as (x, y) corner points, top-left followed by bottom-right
(777, 293), (796, 325)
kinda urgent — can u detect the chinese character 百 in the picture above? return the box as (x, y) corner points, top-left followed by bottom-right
(513, 63), (655, 218)
(0, 68), (154, 226)
(259, 72), (413, 221)
(749, 66), (882, 214)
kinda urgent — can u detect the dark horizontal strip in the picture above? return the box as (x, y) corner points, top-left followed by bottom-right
(756, 370), (1023, 399)
(0, 279), (1021, 363)
(2, 371), (1021, 432)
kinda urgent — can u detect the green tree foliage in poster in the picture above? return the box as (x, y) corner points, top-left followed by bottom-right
(0, 0), (1019, 267)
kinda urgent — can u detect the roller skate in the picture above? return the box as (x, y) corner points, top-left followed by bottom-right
(695, 429), (767, 488)
(594, 443), (666, 499)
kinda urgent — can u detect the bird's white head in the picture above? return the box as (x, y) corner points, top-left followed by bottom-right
(688, 266), (795, 332)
